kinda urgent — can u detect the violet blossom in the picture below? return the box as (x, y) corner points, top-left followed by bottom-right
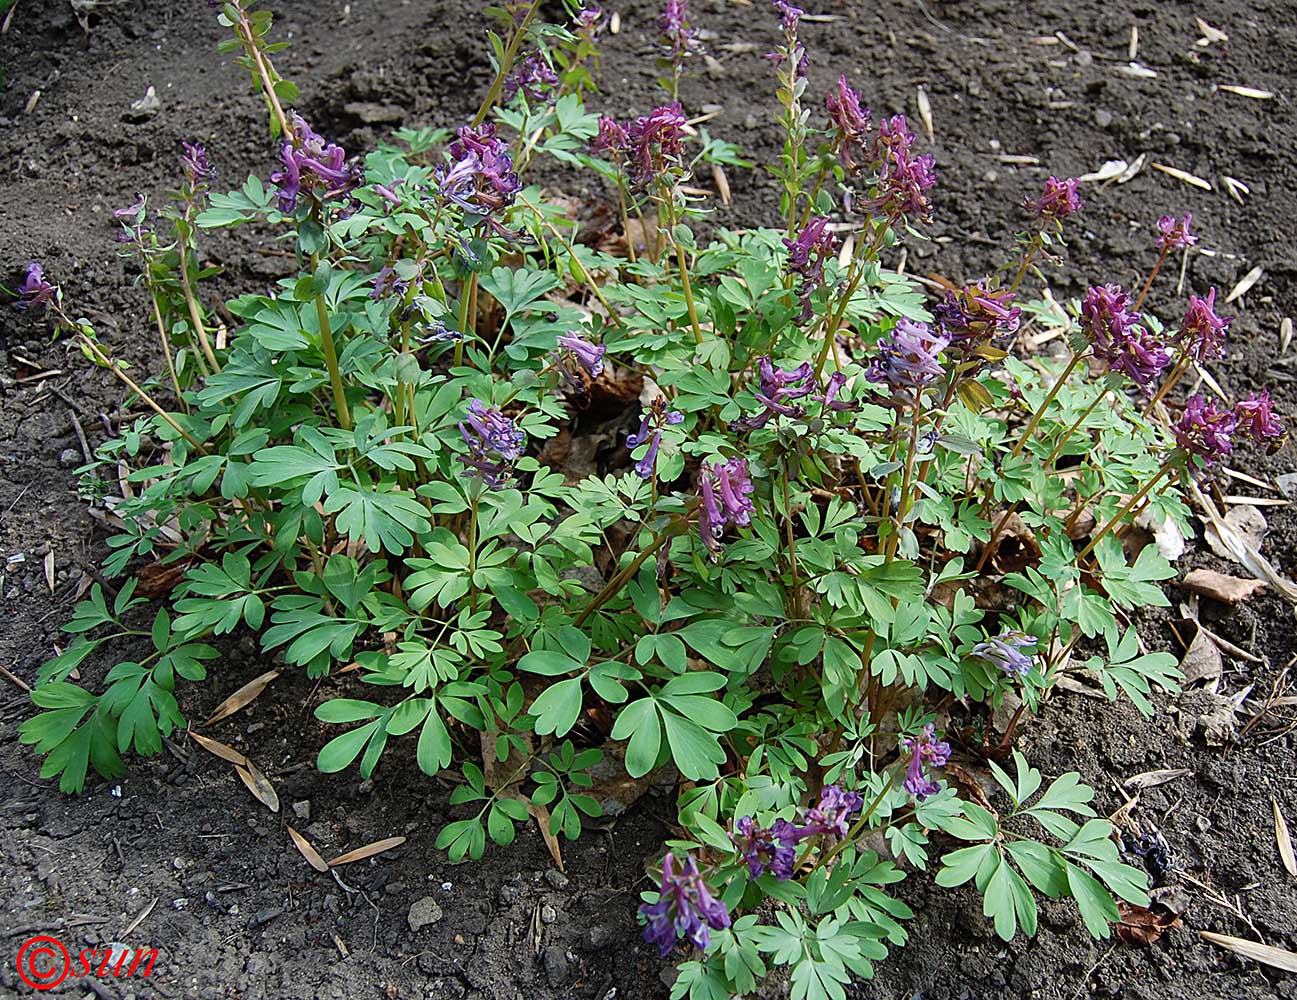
(1156, 213), (1197, 252)
(371, 265), (409, 302)
(458, 399), (527, 486)
(1081, 284), (1170, 393)
(270, 114), (365, 214)
(821, 370), (855, 411)
(556, 332), (606, 379)
(796, 785), (863, 842)
(660, 0), (701, 59)
(972, 630), (1038, 678)
(933, 282), (1021, 356)
(624, 103), (688, 189)
(732, 816), (799, 881)
(732, 357), (816, 430)
(590, 115), (630, 157)
(1027, 176), (1083, 224)
(639, 852), (731, 957)
(1233, 390), (1286, 449)
(503, 53), (559, 104)
(765, 0), (807, 80)
(15, 262), (56, 311)
(901, 723), (950, 800)
(698, 456), (755, 556)
(435, 123), (522, 219)
(825, 75), (871, 171)
(180, 141), (215, 186)
(1174, 394), (1236, 466)
(628, 396), (684, 479)
(872, 114), (935, 222)
(866, 319), (949, 398)
(783, 216), (838, 320)
(575, 4), (601, 32)
(1177, 288), (1230, 362)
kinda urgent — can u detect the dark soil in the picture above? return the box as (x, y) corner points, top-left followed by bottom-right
(2, 1), (1296, 998)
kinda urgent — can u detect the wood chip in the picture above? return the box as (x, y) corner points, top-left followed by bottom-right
(1200, 932), (1297, 973)
(202, 668), (280, 727)
(187, 731), (248, 767)
(916, 86), (933, 142)
(1281, 317), (1293, 353)
(288, 825), (331, 873)
(1181, 568), (1266, 604)
(24, 90), (41, 114)
(1119, 62), (1158, 79)
(43, 550), (54, 593)
(1276, 801), (1297, 876)
(235, 759), (280, 813)
(1128, 25), (1138, 61)
(997, 154), (1040, 165)
(1220, 85), (1275, 100)
(1225, 265), (1264, 304)
(1124, 768), (1193, 790)
(1195, 18), (1228, 45)
(710, 163), (731, 206)
(1152, 162), (1212, 191)
(121, 897), (157, 937)
(327, 836), (406, 867)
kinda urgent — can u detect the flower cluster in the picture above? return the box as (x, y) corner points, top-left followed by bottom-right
(902, 723), (950, 800)
(866, 319), (949, 398)
(458, 400), (527, 486)
(639, 852), (731, 957)
(933, 282), (1021, 357)
(179, 141), (215, 188)
(783, 216), (838, 320)
(825, 75), (871, 171)
(660, 0), (701, 59)
(796, 784), (863, 842)
(574, 4), (601, 32)
(872, 114), (936, 222)
(503, 53), (559, 104)
(1081, 284), (1170, 392)
(1233, 390), (1285, 450)
(270, 114), (365, 214)
(15, 262), (57, 311)
(435, 123), (522, 218)
(1174, 394), (1236, 466)
(1156, 213), (1197, 252)
(733, 357), (816, 430)
(371, 265), (409, 301)
(972, 630), (1039, 677)
(591, 104), (689, 189)
(1177, 288), (1230, 362)
(628, 396), (684, 479)
(698, 456), (755, 557)
(766, 0), (808, 80)
(1028, 175), (1083, 224)
(555, 332), (606, 385)
(732, 816), (799, 881)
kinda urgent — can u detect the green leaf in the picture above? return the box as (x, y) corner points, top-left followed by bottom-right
(530, 676), (585, 737)
(611, 697), (662, 778)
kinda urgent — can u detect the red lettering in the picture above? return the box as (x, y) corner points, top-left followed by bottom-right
(123, 949), (158, 977)
(76, 949), (98, 978)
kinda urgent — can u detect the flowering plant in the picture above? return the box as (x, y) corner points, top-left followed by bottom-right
(15, 2), (1284, 997)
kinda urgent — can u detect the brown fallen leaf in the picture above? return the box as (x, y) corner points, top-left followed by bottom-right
(235, 759), (280, 813)
(187, 731), (248, 767)
(1177, 622), (1222, 689)
(327, 836), (406, 867)
(1124, 768), (1192, 790)
(288, 825), (330, 873)
(1180, 568), (1266, 605)
(203, 668), (280, 726)
(1275, 800), (1296, 877)
(527, 800), (565, 872)
(1117, 901), (1180, 946)
(1199, 931), (1297, 973)
(1206, 504), (1267, 561)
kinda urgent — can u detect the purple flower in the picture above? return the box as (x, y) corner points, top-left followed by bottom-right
(1082, 284), (1170, 393)
(872, 115), (935, 222)
(733, 357), (816, 430)
(180, 141), (215, 185)
(796, 785), (863, 842)
(575, 5), (601, 32)
(866, 319), (949, 397)
(371, 265), (409, 301)
(270, 114), (365, 214)
(901, 724), (950, 800)
(783, 217), (838, 320)
(503, 53), (559, 104)
(698, 457), (755, 557)
(458, 399), (527, 486)
(1177, 287), (1230, 362)
(825, 75), (871, 171)
(1233, 390), (1286, 449)
(624, 103), (689, 189)
(435, 124), (522, 218)
(1175, 394), (1236, 466)
(933, 282), (1021, 355)
(660, 0), (701, 58)
(557, 332), (606, 378)
(733, 816), (799, 880)
(972, 630), (1038, 678)
(591, 115), (630, 157)
(15, 262), (56, 311)
(639, 852), (731, 957)
(1156, 213), (1197, 252)
(628, 396), (684, 479)
(1028, 176), (1083, 224)
(821, 371), (855, 411)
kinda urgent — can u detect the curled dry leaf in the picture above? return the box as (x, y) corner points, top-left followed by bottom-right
(1181, 568), (1266, 605)
(289, 825), (330, 873)
(326, 835), (406, 867)
(1225, 265), (1264, 304)
(1123, 768), (1193, 790)
(203, 668), (280, 727)
(527, 800), (565, 872)
(1152, 162), (1212, 191)
(1206, 503), (1267, 562)
(235, 759), (280, 813)
(1116, 901), (1180, 946)
(1219, 85), (1275, 100)
(187, 731), (248, 767)
(1195, 18), (1228, 45)
(1275, 800), (1296, 877)
(916, 87), (933, 142)
(1079, 160), (1127, 183)
(1177, 621), (1223, 689)
(1199, 932), (1297, 974)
